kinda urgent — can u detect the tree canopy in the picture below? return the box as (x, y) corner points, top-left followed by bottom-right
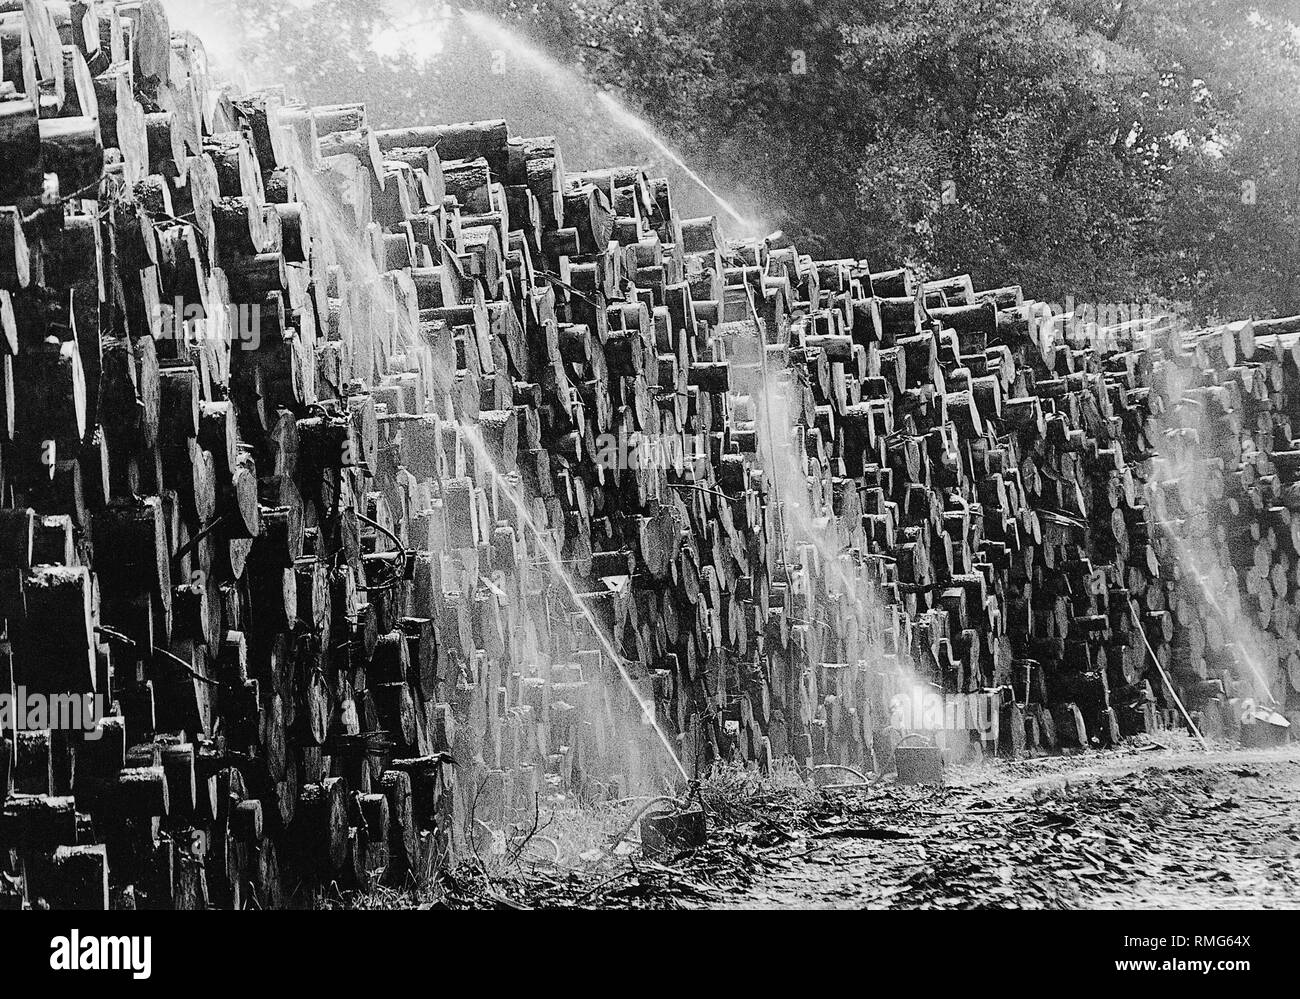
(200, 0), (1300, 321)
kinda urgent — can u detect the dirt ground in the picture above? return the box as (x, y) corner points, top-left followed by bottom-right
(371, 738), (1300, 910)
(707, 741), (1300, 910)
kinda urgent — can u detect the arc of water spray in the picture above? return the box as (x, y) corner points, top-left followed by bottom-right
(457, 8), (760, 232)
(1149, 415), (1280, 707)
(420, 358), (688, 779)
(1166, 530), (1280, 707)
(594, 92), (761, 233)
(274, 73), (685, 778)
(751, 289), (787, 556)
(457, 422), (690, 782)
(750, 320), (865, 601)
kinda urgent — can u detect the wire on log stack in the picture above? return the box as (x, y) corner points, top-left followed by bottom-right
(0, 0), (1294, 909)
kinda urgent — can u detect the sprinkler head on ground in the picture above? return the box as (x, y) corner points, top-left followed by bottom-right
(1239, 706), (1291, 749)
(894, 735), (946, 786)
(639, 806), (707, 859)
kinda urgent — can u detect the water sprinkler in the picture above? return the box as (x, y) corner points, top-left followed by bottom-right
(637, 785), (707, 860)
(600, 784), (706, 859)
(894, 733), (946, 786)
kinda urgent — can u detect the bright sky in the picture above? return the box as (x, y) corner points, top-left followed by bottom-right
(368, 0), (450, 69)
(162, 0), (452, 78)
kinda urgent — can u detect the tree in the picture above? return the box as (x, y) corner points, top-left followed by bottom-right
(209, 0), (1300, 320)
(477, 0), (1300, 318)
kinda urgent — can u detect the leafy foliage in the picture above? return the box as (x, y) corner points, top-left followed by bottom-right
(209, 0), (1300, 320)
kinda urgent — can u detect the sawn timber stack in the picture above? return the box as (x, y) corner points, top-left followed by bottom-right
(0, 0), (1292, 909)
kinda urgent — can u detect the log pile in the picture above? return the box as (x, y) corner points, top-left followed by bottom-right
(0, 0), (1291, 910)
(1137, 317), (1300, 727)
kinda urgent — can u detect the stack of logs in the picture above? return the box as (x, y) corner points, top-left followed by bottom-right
(1138, 316), (1300, 724)
(0, 0), (1292, 910)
